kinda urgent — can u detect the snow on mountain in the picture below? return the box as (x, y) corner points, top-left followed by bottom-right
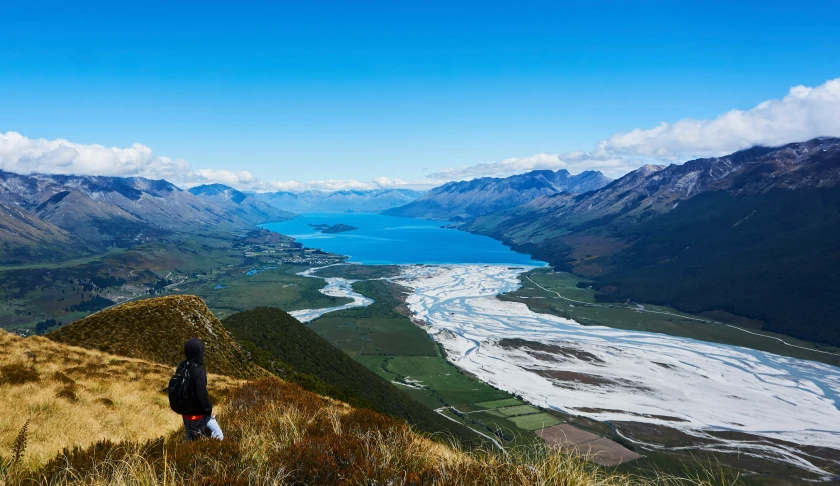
(384, 170), (611, 221)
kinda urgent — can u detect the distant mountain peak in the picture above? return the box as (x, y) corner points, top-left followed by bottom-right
(189, 183), (248, 204)
(254, 188), (424, 213)
(384, 169), (612, 220)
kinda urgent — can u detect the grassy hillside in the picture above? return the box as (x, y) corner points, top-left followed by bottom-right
(0, 329), (242, 470)
(223, 306), (484, 445)
(592, 187), (840, 346)
(48, 295), (266, 379)
(0, 202), (93, 265)
(15, 377), (725, 486)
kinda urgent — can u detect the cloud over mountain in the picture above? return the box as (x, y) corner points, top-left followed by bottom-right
(601, 78), (840, 159)
(431, 77), (840, 181)
(427, 152), (643, 181)
(0, 131), (437, 193)
(0, 131), (190, 179)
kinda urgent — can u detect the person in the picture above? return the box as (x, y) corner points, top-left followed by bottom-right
(181, 338), (224, 441)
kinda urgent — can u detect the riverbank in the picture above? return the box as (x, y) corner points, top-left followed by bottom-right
(504, 268), (840, 368)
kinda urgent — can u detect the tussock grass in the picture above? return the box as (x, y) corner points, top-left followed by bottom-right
(20, 378), (737, 486)
(0, 329), (243, 471)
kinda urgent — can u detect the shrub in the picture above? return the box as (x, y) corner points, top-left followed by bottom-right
(55, 384), (78, 402)
(0, 363), (39, 385)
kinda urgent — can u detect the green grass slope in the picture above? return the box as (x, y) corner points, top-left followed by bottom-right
(593, 187), (840, 346)
(47, 295), (266, 379)
(222, 306), (484, 445)
(0, 202), (93, 265)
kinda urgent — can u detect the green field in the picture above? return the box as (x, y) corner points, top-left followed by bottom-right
(379, 355), (508, 407)
(313, 264), (402, 280)
(307, 317), (436, 357)
(504, 269), (840, 367)
(194, 265), (352, 319)
(475, 398), (524, 409)
(508, 413), (563, 430)
(493, 405), (542, 417)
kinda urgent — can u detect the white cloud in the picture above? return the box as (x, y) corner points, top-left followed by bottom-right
(263, 180), (308, 192)
(0, 131), (191, 179)
(372, 177), (441, 191)
(0, 131), (434, 193)
(427, 152), (642, 180)
(184, 169), (263, 188)
(255, 177), (439, 193)
(601, 78), (840, 160)
(431, 77), (840, 181)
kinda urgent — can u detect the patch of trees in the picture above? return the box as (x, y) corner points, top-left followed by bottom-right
(90, 275), (126, 289)
(70, 295), (115, 313)
(146, 278), (171, 295)
(35, 319), (61, 335)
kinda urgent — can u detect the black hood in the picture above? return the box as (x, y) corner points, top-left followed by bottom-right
(184, 338), (205, 366)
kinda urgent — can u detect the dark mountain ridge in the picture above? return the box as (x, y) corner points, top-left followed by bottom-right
(384, 169), (611, 221)
(464, 138), (840, 346)
(223, 306), (481, 443)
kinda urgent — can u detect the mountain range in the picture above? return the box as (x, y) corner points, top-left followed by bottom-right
(188, 183), (295, 224)
(254, 188), (424, 213)
(384, 169), (611, 221)
(463, 138), (840, 346)
(0, 173), (293, 264)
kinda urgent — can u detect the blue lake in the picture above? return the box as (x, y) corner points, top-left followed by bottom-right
(261, 213), (545, 266)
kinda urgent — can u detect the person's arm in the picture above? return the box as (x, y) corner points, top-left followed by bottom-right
(193, 368), (213, 416)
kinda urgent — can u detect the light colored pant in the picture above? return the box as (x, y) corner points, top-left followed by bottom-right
(206, 417), (223, 440)
(183, 416), (224, 441)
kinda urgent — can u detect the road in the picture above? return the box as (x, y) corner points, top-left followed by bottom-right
(433, 407), (505, 451)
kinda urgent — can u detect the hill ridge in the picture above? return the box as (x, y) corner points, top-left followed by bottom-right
(48, 295), (266, 379)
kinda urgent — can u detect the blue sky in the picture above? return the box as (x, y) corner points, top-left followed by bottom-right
(1, 1), (839, 190)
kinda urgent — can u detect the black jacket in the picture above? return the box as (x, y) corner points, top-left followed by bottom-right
(184, 338), (213, 416)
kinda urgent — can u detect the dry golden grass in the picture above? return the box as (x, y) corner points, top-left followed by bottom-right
(0, 329), (243, 471)
(17, 378), (738, 486)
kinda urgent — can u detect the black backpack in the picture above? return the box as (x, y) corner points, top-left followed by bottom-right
(168, 360), (194, 414)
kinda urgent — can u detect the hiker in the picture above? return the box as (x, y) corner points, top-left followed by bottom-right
(173, 338), (224, 441)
